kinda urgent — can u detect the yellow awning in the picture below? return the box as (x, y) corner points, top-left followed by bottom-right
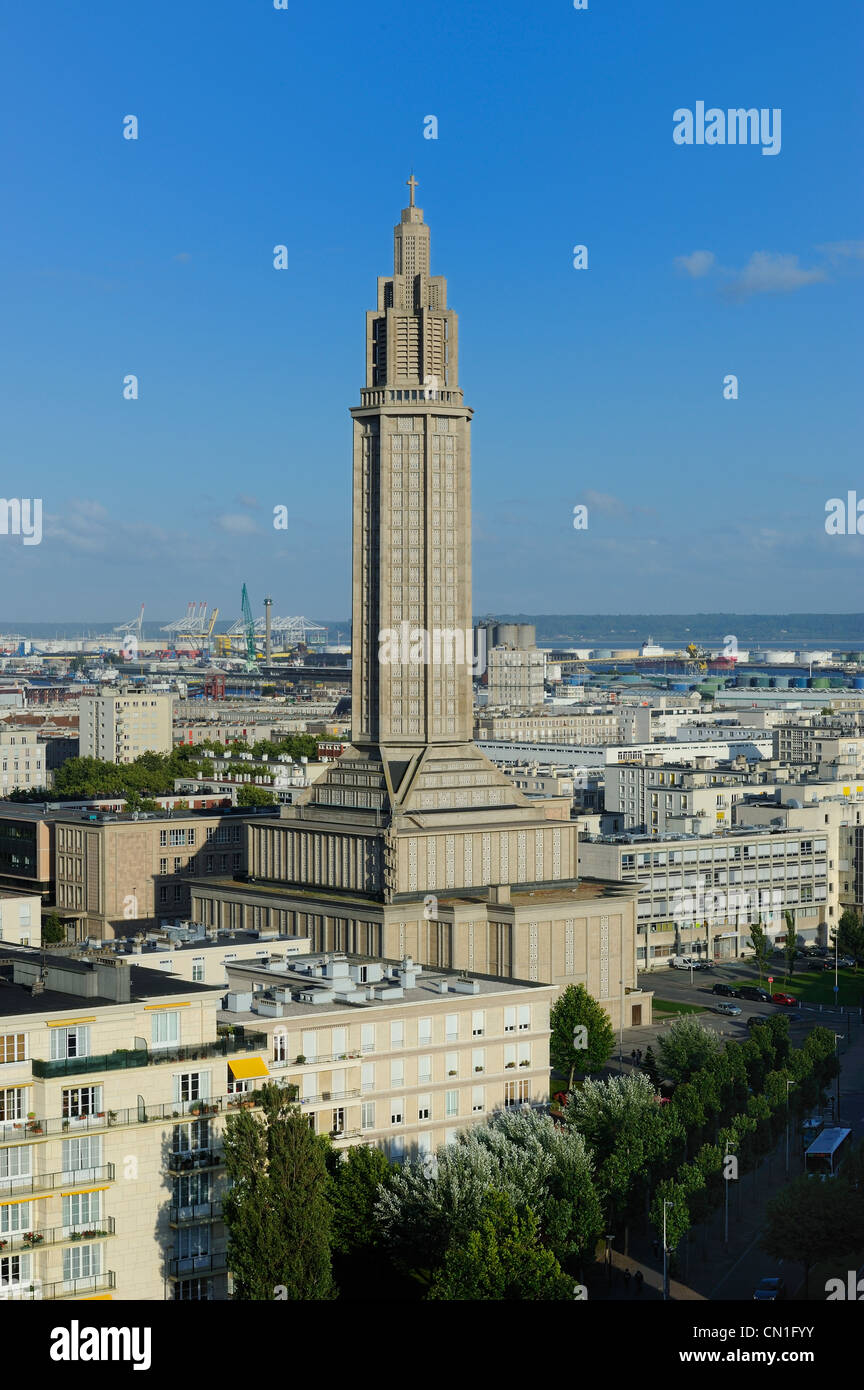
(228, 1057), (269, 1080)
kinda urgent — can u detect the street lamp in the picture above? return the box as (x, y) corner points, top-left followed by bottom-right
(662, 1199), (673, 1301)
(724, 1148), (736, 1250)
(785, 1078), (793, 1175)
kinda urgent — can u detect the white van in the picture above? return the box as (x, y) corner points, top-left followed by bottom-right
(670, 955), (696, 969)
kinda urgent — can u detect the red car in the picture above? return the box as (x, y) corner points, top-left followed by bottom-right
(772, 992), (797, 1006)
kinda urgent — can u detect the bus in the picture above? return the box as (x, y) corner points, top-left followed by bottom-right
(804, 1127), (852, 1179)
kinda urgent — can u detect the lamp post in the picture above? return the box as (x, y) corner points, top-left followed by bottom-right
(662, 1199), (673, 1301)
(724, 1147), (736, 1250)
(785, 1078), (792, 1175)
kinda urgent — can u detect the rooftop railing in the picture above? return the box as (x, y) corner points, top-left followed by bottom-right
(31, 1032), (271, 1080)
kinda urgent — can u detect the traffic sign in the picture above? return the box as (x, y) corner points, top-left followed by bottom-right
(768, 976), (773, 984)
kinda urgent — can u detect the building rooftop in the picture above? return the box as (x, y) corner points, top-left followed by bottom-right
(0, 945), (220, 1018)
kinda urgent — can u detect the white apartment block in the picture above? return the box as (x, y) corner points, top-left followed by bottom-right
(606, 758), (772, 834)
(0, 730), (46, 794)
(0, 893), (41, 948)
(485, 647), (547, 711)
(221, 951), (554, 1162)
(579, 824), (833, 971)
(79, 688), (173, 764)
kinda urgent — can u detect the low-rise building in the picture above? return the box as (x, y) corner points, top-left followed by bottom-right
(0, 729), (47, 794)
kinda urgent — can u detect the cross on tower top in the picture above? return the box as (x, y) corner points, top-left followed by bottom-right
(406, 173), (418, 207)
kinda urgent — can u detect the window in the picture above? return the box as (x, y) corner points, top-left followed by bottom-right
(172, 1120), (210, 1155)
(61, 1136), (101, 1183)
(174, 1072), (210, 1104)
(188, 829), (196, 846)
(62, 1086), (101, 1118)
(417, 1017), (432, 1046)
(445, 1014), (458, 1041)
(361, 1024), (375, 1055)
(0, 1202), (29, 1235)
(173, 1173), (210, 1210)
(417, 1094), (431, 1121)
(471, 1010), (485, 1037)
(445, 1051), (458, 1078)
(445, 1089), (459, 1117)
(390, 1098), (404, 1126)
(0, 1253), (31, 1289)
(159, 857), (168, 875)
(174, 857), (182, 873)
(390, 1021), (404, 1050)
(173, 1277), (212, 1301)
(472, 1086), (485, 1113)
(390, 1060), (404, 1088)
(160, 830), (167, 847)
(152, 1011), (180, 1048)
(418, 1055), (432, 1084)
(518, 1005), (531, 1032)
(174, 885), (182, 902)
(361, 1101), (375, 1130)
(331, 1108), (345, 1135)
(191, 958), (205, 983)
(159, 887), (168, 904)
(472, 1049), (485, 1073)
(0, 1034), (26, 1065)
(50, 1026), (90, 1061)
(0, 1144), (32, 1190)
(63, 1244), (101, 1287)
(505, 1078), (530, 1107)
(62, 1191), (100, 1232)
(504, 1007), (516, 1034)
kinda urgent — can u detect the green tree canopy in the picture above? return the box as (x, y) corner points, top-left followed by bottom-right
(222, 1083), (335, 1300)
(747, 917), (772, 984)
(427, 1191), (574, 1301)
(761, 1175), (864, 1295)
(550, 984), (615, 1090)
(657, 1015), (721, 1085)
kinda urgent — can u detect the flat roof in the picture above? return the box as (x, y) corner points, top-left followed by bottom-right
(0, 947), (221, 1017)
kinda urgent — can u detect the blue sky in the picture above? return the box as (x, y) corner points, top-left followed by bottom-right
(1, 0), (862, 624)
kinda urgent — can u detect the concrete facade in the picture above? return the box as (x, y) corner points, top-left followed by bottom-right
(79, 688), (173, 764)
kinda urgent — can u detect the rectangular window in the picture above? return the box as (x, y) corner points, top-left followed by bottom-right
(61, 1086), (101, 1118)
(418, 1054), (432, 1084)
(63, 1243), (102, 1287)
(390, 1097), (404, 1126)
(417, 1017), (432, 1046)
(191, 959), (205, 983)
(471, 1010), (485, 1037)
(0, 1201), (30, 1235)
(50, 1026), (90, 1061)
(445, 1051), (458, 1078)
(390, 1021), (404, 1050)
(504, 1007), (516, 1034)
(61, 1136), (101, 1183)
(62, 1190), (100, 1232)
(445, 1089), (459, 1117)
(159, 857), (168, 874)
(361, 1023), (375, 1055)
(417, 1093), (431, 1121)
(173, 1072), (210, 1104)
(504, 1079), (530, 1107)
(0, 1253), (31, 1289)
(152, 1011), (180, 1047)
(0, 1034), (26, 1065)
(390, 1059), (404, 1088)
(361, 1101), (375, 1131)
(173, 1173), (210, 1210)
(472, 1086), (485, 1113)
(472, 1048), (485, 1073)
(0, 1144), (33, 1189)
(445, 1014), (459, 1042)
(361, 1062), (374, 1094)
(518, 1005), (531, 1031)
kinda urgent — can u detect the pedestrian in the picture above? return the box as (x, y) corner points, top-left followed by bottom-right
(630, 1048), (637, 1063)
(637, 1049), (643, 1063)
(634, 1269), (644, 1296)
(623, 1268), (632, 1294)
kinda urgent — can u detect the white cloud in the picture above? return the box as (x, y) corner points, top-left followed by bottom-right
(816, 240), (864, 264)
(213, 513), (260, 535)
(724, 252), (827, 299)
(675, 250), (716, 279)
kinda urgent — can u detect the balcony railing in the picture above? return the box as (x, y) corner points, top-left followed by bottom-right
(0, 1218), (116, 1254)
(166, 1149), (223, 1175)
(299, 1089), (361, 1106)
(168, 1201), (222, 1227)
(167, 1252), (227, 1278)
(0, 1084), (297, 1146)
(0, 1164), (115, 1198)
(42, 1272), (117, 1300)
(31, 1032), (270, 1079)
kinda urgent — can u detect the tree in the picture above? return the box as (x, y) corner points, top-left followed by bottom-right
(641, 1045), (661, 1088)
(656, 1016), (720, 1086)
(375, 1108), (602, 1274)
(761, 1175), (864, 1296)
(329, 1143), (392, 1256)
(222, 1084), (335, 1300)
(237, 785), (277, 807)
(41, 913), (66, 945)
(782, 910), (797, 981)
(747, 917), (771, 984)
(836, 908), (864, 964)
(427, 1191), (574, 1301)
(550, 984), (615, 1090)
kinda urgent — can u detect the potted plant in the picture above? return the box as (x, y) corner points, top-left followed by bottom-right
(474, 1066), (484, 1072)
(107, 1111), (117, 1124)
(448, 1069), (456, 1076)
(519, 1059), (530, 1067)
(505, 1061), (516, 1068)
(27, 1112), (35, 1121)
(0, 1239), (7, 1250)
(295, 1054), (306, 1064)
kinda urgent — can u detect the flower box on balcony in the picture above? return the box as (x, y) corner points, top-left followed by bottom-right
(505, 1062), (516, 1068)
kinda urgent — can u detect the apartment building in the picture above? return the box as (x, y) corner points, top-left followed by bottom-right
(79, 688), (173, 763)
(221, 951), (555, 1161)
(0, 729), (47, 794)
(579, 824), (832, 971)
(0, 945), (283, 1302)
(606, 758), (772, 834)
(774, 723), (864, 774)
(0, 806), (55, 900)
(485, 646), (546, 711)
(105, 924), (313, 987)
(476, 708), (633, 746)
(0, 893), (42, 947)
(53, 809), (269, 939)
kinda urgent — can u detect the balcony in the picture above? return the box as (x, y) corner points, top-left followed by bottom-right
(31, 1032), (271, 1080)
(41, 1272), (117, 1300)
(0, 1164), (115, 1199)
(0, 1218), (116, 1254)
(167, 1252), (227, 1279)
(168, 1201), (222, 1227)
(166, 1149), (223, 1176)
(0, 1085), (297, 1146)
(299, 1089), (361, 1106)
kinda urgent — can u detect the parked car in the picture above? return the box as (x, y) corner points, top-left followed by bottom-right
(747, 1016), (771, 1030)
(738, 985), (771, 1003)
(716, 1002), (742, 1016)
(712, 983), (738, 997)
(692, 960), (712, 971)
(837, 955), (857, 968)
(670, 956), (696, 969)
(753, 1277), (786, 1301)
(772, 992), (797, 1006)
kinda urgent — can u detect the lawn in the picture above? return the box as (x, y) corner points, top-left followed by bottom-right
(758, 964), (864, 1009)
(653, 998), (705, 1016)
